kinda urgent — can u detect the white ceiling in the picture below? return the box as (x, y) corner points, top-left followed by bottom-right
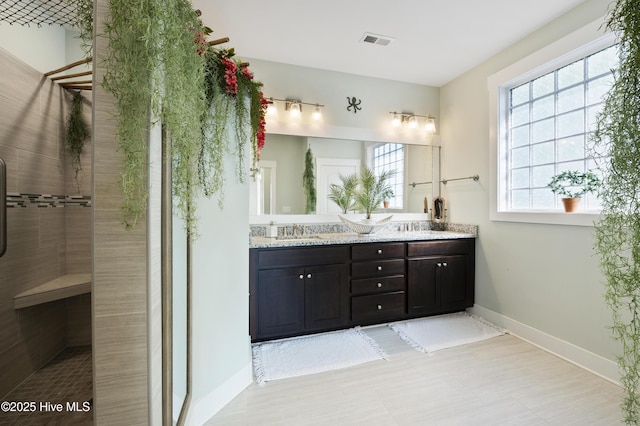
(192, 0), (588, 87)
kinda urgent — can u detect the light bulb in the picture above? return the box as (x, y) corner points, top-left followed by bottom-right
(391, 113), (401, 127)
(289, 102), (301, 119)
(408, 115), (418, 129)
(425, 117), (436, 134)
(266, 100), (278, 117)
(312, 105), (322, 121)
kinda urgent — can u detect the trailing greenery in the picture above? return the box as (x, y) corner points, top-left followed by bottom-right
(303, 147), (316, 214)
(159, 3), (206, 232)
(354, 166), (395, 219)
(99, 1), (267, 232)
(102, 0), (158, 228)
(591, 0), (640, 423)
(547, 170), (600, 198)
(328, 173), (359, 214)
(65, 91), (90, 191)
(65, 0), (93, 54)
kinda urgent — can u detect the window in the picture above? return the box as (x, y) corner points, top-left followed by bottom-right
(372, 143), (404, 209)
(489, 27), (617, 226)
(506, 45), (616, 212)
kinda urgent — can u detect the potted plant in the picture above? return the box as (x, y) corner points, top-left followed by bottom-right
(547, 170), (600, 212)
(328, 173), (359, 214)
(354, 166), (395, 221)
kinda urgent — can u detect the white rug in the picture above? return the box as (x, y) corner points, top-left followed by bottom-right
(252, 327), (388, 385)
(389, 312), (505, 353)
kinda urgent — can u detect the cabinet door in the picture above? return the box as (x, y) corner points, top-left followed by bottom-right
(305, 264), (349, 331)
(256, 267), (305, 338)
(407, 257), (439, 315)
(439, 255), (469, 311)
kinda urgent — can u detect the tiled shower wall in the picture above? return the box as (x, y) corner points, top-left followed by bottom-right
(0, 46), (92, 398)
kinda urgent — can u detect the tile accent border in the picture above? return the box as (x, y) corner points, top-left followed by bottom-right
(6, 193), (92, 208)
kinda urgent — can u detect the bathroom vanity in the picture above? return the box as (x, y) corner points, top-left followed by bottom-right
(249, 230), (475, 342)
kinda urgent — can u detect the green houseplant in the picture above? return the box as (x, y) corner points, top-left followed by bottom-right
(354, 166), (395, 220)
(591, 0), (640, 423)
(547, 170), (600, 212)
(328, 173), (358, 214)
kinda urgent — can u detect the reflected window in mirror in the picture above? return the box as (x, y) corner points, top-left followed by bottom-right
(371, 143), (404, 209)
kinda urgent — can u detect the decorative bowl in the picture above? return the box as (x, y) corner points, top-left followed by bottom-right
(339, 215), (393, 234)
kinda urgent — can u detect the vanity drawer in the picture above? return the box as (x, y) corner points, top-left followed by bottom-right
(352, 242), (405, 260)
(352, 292), (405, 322)
(351, 259), (405, 278)
(351, 275), (405, 296)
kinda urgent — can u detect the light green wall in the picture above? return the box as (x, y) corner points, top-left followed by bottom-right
(440, 0), (617, 360)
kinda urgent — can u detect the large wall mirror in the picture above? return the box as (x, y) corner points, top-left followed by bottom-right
(250, 134), (439, 221)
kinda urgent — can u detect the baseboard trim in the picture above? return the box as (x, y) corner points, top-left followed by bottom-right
(187, 362), (253, 426)
(469, 305), (620, 386)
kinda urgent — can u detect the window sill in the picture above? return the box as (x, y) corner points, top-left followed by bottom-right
(490, 210), (600, 227)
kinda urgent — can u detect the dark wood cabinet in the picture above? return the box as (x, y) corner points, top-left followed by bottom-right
(250, 246), (349, 341)
(407, 239), (475, 316)
(250, 237), (475, 342)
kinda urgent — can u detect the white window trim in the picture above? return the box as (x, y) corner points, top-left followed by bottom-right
(488, 19), (615, 227)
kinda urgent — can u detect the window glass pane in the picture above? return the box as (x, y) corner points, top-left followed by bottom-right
(586, 104), (603, 132)
(511, 189), (530, 209)
(532, 141), (554, 165)
(532, 72), (554, 98)
(511, 104), (529, 127)
(557, 160), (584, 173)
(557, 110), (584, 138)
(532, 118), (554, 143)
(557, 60), (584, 89)
(587, 74), (614, 105)
(532, 95), (554, 120)
(511, 146), (529, 168)
(532, 188), (555, 209)
(511, 83), (530, 105)
(558, 135), (584, 162)
(511, 125), (529, 147)
(588, 45), (617, 77)
(557, 85), (584, 113)
(511, 168), (529, 189)
(532, 164), (555, 187)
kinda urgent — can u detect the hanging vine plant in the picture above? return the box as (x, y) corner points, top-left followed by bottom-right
(303, 147), (316, 214)
(98, 0), (267, 231)
(591, 0), (640, 423)
(65, 91), (90, 191)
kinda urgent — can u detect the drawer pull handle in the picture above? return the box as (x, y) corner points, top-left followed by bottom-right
(299, 274), (304, 279)
(307, 273), (312, 279)
(377, 249), (383, 254)
(377, 282), (382, 288)
(377, 304), (382, 310)
(377, 265), (383, 271)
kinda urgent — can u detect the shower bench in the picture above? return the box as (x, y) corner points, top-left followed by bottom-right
(13, 273), (91, 309)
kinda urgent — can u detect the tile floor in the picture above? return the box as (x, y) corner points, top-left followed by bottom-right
(0, 346), (92, 425)
(206, 326), (624, 425)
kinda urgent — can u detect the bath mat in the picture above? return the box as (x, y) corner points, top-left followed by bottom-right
(389, 312), (505, 353)
(252, 327), (388, 385)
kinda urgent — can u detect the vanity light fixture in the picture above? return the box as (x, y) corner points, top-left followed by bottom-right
(267, 97), (325, 122)
(389, 112), (437, 134)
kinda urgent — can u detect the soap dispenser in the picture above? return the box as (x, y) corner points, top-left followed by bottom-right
(266, 221), (278, 238)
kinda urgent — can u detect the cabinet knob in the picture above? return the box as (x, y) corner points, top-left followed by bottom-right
(299, 274), (304, 280)
(437, 263), (442, 267)
(307, 273), (312, 279)
(377, 304), (382, 310)
(377, 249), (383, 254)
(443, 262), (448, 267)
(377, 265), (383, 271)
(377, 282), (382, 288)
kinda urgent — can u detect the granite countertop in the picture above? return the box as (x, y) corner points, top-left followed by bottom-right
(250, 229), (476, 249)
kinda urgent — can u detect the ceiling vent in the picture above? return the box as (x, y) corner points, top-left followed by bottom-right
(360, 32), (395, 46)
